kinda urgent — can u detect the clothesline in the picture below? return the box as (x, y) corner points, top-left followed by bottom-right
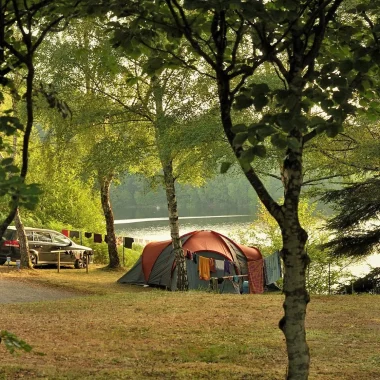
(61, 229), (148, 248)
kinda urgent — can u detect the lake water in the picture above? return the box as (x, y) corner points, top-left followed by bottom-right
(115, 214), (379, 278)
(115, 214), (253, 242)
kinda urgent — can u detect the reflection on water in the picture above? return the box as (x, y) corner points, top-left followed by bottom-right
(115, 215), (254, 242)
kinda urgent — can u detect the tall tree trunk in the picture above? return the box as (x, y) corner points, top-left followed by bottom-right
(152, 76), (188, 291)
(280, 221), (310, 380)
(11, 77), (32, 269)
(14, 208), (33, 269)
(99, 175), (120, 268)
(216, 72), (310, 378)
(163, 160), (188, 291)
(278, 135), (310, 380)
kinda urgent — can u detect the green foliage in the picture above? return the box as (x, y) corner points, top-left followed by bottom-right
(235, 200), (351, 294)
(0, 330), (32, 355)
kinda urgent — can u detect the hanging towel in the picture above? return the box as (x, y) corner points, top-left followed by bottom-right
(247, 259), (264, 294)
(264, 251), (282, 285)
(69, 231), (80, 239)
(209, 258), (216, 272)
(224, 260), (231, 274)
(215, 259), (224, 272)
(62, 229), (69, 237)
(198, 256), (211, 281)
(94, 233), (103, 243)
(84, 232), (92, 238)
(123, 237), (134, 248)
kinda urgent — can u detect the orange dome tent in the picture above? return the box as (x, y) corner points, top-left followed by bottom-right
(118, 230), (263, 293)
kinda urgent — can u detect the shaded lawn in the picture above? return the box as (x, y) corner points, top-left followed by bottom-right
(0, 267), (379, 379)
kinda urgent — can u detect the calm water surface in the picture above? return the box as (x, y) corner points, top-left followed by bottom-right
(115, 214), (254, 242)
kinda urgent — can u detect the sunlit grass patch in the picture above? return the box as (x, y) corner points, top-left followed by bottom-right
(0, 268), (379, 379)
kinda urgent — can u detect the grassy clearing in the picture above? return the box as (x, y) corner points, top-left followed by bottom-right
(0, 266), (379, 379)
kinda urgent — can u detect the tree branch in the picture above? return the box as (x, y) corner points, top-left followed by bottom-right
(166, 0), (217, 71)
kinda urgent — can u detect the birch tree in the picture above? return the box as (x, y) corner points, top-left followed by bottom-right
(103, 0), (380, 377)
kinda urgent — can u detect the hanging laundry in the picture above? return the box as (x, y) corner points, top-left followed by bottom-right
(69, 231), (80, 239)
(94, 233), (103, 243)
(209, 278), (218, 292)
(247, 259), (264, 294)
(230, 278), (241, 294)
(84, 232), (92, 238)
(123, 237), (134, 248)
(209, 258), (216, 272)
(224, 260), (231, 274)
(61, 229), (69, 237)
(215, 259), (224, 272)
(264, 251), (282, 285)
(198, 256), (211, 281)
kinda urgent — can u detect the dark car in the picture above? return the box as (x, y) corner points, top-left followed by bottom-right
(0, 227), (93, 268)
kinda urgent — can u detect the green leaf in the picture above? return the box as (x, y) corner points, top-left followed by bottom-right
(142, 57), (165, 75)
(220, 162), (232, 174)
(233, 94), (254, 110)
(325, 122), (344, 138)
(332, 90), (348, 104)
(126, 77), (139, 85)
(251, 83), (270, 95)
(240, 147), (256, 163)
(232, 132), (248, 147)
(252, 94), (269, 111)
(1, 157), (13, 165)
(252, 145), (266, 157)
(271, 133), (288, 149)
(231, 124), (247, 133)
(283, 93), (298, 110)
(339, 60), (354, 74)
(309, 116), (326, 127)
(321, 99), (334, 112)
(353, 59), (373, 73)
(275, 113), (294, 132)
(247, 135), (258, 145)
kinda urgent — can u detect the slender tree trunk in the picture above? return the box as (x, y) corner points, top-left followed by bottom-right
(14, 208), (33, 269)
(280, 222), (310, 380)
(152, 76), (188, 291)
(11, 76), (32, 269)
(99, 175), (120, 268)
(216, 72), (310, 378)
(163, 160), (188, 291)
(278, 132), (310, 379)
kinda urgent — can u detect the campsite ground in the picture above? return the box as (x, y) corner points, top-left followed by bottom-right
(0, 266), (379, 380)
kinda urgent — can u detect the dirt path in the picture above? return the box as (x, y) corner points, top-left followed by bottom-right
(0, 279), (81, 304)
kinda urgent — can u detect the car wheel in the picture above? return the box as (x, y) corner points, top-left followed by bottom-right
(30, 254), (37, 267)
(74, 259), (84, 269)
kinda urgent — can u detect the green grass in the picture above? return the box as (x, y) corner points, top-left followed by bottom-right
(0, 266), (379, 379)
